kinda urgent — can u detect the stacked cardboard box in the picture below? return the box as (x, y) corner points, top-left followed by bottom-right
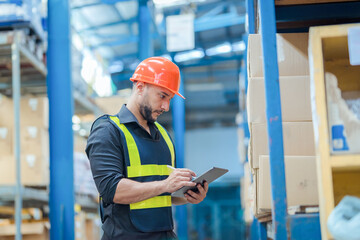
(0, 95), (49, 186)
(0, 221), (50, 240)
(246, 33), (318, 217)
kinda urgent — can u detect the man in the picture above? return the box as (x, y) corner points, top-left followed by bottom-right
(86, 57), (208, 240)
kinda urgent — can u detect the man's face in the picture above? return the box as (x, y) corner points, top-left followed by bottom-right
(139, 84), (175, 123)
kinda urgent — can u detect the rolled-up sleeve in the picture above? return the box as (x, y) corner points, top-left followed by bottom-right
(86, 120), (125, 204)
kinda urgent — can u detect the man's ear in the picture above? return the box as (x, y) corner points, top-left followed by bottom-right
(135, 81), (145, 95)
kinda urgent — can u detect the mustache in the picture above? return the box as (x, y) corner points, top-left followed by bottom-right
(154, 110), (164, 114)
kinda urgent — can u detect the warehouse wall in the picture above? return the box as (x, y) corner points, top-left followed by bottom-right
(185, 126), (243, 181)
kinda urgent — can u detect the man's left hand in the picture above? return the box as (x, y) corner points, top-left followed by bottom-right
(184, 181), (209, 204)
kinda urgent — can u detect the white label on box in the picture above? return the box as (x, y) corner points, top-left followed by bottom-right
(28, 98), (38, 111)
(277, 36), (285, 62)
(348, 27), (360, 66)
(26, 155), (36, 167)
(27, 126), (38, 138)
(0, 128), (8, 139)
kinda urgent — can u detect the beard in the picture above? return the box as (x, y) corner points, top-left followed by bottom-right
(139, 100), (163, 123)
(139, 103), (156, 123)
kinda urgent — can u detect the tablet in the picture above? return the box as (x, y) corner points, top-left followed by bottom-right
(171, 167), (229, 198)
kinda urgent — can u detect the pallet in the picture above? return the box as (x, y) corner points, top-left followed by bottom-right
(309, 23), (360, 239)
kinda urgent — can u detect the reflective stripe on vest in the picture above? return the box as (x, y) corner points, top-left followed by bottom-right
(154, 122), (175, 167)
(109, 116), (174, 210)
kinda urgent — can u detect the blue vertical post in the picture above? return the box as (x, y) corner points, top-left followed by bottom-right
(138, 0), (153, 60)
(47, 0), (75, 239)
(172, 74), (188, 240)
(246, 0), (256, 34)
(258, 0), (288, 239)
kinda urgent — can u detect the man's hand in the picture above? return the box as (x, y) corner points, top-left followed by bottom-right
(164, 168), (196, 193)
(184, 181), (208, 204)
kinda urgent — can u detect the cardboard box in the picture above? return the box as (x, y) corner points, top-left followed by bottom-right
(85, 217), (101, 240)
(0, 95), (14, 127)
(20, 96), (49, 128)
(75, 211), (86, 240)
(21, 126), (49, 158)
(249, 122), (315, 169)
(0, 221), (49, 240)
(247, 33), (309, 78)
(258, 155), (318, 211)
(0, 127), (12, 155)
(0, 155), (49, 185)
(247, 76), (312, 123)
(0, 95), (49, 128)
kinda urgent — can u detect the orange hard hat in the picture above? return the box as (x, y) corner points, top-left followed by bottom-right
(130, 57), (185, 99)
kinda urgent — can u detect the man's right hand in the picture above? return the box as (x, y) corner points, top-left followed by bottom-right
(163, 168), (197, 193)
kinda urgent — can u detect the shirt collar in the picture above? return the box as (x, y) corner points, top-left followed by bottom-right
(117, 104), (159, 138)
(117, 105), (139, 124)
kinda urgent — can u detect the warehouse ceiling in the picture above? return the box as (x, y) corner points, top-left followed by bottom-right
(71, 0), (246, 129)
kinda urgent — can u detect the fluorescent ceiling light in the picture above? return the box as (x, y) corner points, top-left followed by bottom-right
(186, 83), (224, 92)
(174, 49), (204, 62)
(232, 41), (246, 52)
(160, 54), (172, 61)
(109, 61), (124, 74)
(206, 42), (232, 56)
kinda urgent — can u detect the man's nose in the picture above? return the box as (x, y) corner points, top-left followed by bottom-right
(161, 100), (170, 112)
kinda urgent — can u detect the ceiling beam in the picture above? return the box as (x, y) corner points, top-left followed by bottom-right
(194, 13), (245, 32)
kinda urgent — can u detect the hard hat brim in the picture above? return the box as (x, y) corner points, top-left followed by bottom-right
(130, 78), (185, 99)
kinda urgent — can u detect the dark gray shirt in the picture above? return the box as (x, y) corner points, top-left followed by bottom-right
(86, 105), (176, 240)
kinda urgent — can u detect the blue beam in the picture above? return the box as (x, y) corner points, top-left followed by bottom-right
(102, 0), (133, 3)
(287, 214), (321, 239)
(71, 2), (102, 10)
(172, 73), (187, 240)
(48, 0), (75, 240)
(182, 69), (239, 79)
(90, 35), (138, 49)
(197, 3), (226, 21)
(138, 0), (153, 60)
(72, 0), (132, 8)
(259, 0), (288, 239)
(258, 222), (267, 240)
(194, 13), (245, 32)
(246, 0), (255, 34)
(78, 16), (137, 33)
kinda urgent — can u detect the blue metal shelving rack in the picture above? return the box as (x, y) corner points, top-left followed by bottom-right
(246, 1), (323, 239)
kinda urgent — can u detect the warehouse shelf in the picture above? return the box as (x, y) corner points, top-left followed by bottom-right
(309, 23), (360, 239)
(0, 186), (98, 211)
(245, 1), (360, 239)
(331, 155), (360, 170)
(0, 29), (101, 239)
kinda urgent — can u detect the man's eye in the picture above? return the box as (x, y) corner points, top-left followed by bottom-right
(160, 95), (165, 99)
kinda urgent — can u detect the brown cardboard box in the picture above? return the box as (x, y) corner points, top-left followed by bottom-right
(75, 211), (87, 240)
(21, 126), (49, 158)
(0, 95), (49, 128)
(20, 97), (49, 128)
(258, 155), (318, 211)
(85, 217), (101, 240)
(247, 76), (312, 123)
(0, 221), (49, 240)
(0, 95), (14, 126)
(247, 33), (309, 78)
(249, 122), (315, 169)
(0, 127), (12, 155)
(0, 155), (49, 185)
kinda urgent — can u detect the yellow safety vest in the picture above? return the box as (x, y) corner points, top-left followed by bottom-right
(109, 116), (175, 232)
